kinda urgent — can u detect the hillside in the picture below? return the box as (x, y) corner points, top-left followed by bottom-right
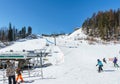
(82, 9), (120, 41)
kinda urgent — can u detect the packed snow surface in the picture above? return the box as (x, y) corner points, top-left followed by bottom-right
(0, 28), (120, 84)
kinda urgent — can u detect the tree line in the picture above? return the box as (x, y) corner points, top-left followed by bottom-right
(42, 33), (66, 37)
(82, 8), (120, 41)
(0, 23), (32, 42)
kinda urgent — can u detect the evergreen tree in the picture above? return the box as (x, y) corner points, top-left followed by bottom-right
(8, 23), (13, 41)
(82, 8), (120, 41)
(21, 26), (26, 38)
(28, 26), (32, 35)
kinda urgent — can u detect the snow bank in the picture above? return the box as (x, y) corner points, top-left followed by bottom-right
(0, 39), (46, 52)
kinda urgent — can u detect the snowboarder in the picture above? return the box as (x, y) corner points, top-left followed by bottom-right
(113, 57), (119, 67)
(103, 58), (107, 63)
(16, 68), (24, 83)
(96, 59), (103, 73)
(6, 60), (16, 84)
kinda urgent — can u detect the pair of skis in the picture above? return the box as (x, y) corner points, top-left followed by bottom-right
(16, 80), (34, 84)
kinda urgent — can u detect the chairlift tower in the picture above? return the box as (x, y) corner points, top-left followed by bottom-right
(35, 49), (45, 79)
(53, 34), (56, 46)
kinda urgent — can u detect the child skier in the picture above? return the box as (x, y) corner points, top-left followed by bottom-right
(16, 68), (24, 83)
(103, 58), (107, 63)
(96, 59), (103, 72)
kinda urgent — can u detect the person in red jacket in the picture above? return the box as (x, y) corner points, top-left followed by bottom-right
(16, 68), (24, 83)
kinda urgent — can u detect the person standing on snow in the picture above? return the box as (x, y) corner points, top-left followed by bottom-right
(16, 67), (24, 83)
(113, 57), (119, 67)
(96, 59), (103, 72)
(6, 60), (16, 84)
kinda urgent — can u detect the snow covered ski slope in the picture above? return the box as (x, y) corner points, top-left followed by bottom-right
(0, 28), (120, 84)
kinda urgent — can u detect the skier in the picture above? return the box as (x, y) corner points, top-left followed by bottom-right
(6, 60), (16, 84)
(96, 59), (103, 73)
(103, 58), (107, 63)
(16, 68), (24, 83)
(113, 57), (119, 67)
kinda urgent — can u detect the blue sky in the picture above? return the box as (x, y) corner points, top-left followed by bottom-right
(0, 0), (120, 34)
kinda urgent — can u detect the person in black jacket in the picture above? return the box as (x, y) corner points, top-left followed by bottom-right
(103, 58), (107, 64)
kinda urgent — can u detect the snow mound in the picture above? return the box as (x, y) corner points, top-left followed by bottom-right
(68, 28), (87, 39)
(0, 39), (46, 52)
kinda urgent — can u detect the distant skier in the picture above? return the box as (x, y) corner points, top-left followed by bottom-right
(113, 57), (119, 67)
(103, 58), (107, 64)
(96, 59), (103, 72)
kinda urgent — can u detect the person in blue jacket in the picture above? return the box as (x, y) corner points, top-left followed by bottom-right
(113, 57), (119, 67)
(96, 59), (103, 72)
